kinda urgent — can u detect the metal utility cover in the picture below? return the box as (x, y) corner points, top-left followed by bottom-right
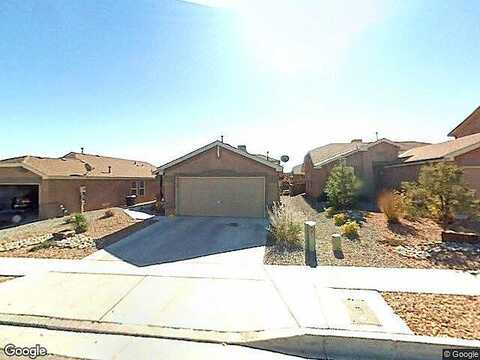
(344, 298), (381, 326)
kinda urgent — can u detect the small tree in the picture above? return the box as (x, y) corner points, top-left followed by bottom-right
(402, 163), (479, 228)
(324, 162), (361, 210)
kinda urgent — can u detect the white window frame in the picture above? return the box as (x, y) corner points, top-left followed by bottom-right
(138, 180), (145, 196)
(130, 181), (138, 196)
(131, 181), (146, 196)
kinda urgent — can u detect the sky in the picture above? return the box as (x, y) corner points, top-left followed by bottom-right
(0, 0), (479, 171)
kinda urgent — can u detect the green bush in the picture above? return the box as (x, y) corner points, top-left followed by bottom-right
(334, 213), (348, 226)
(269, 202), (303, 247)
(341, 221), (360, 239)
(72, 213), (88, 234)
(325, 163), (362, 210)
(325, 207), (337, 218)
(402, 163), (480, 228)
(378, 191), (406, 223)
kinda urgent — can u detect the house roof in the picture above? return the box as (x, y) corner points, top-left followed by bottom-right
(0, 153), (156, 179)
(307, 139), (428, 169)
(291, 163), (305, 175)
(399, 132), (480, 163)
(448, 106), (480, 138)
(157, 140), (283, 174)
(395, 141), (431, 151)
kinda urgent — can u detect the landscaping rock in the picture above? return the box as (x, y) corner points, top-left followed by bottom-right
(442, 230), (479, 243)
(52, 229), (76, 241)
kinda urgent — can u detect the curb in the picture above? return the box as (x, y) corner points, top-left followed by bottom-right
(0, 314), (478, 360)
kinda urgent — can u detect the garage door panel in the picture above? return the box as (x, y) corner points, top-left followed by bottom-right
(177, 177), (265, 218)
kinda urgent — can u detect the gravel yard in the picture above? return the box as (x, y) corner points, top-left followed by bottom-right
(0, 208), (136, 259)
(264, 195), (480, 270)
(383, 292), (480, 340)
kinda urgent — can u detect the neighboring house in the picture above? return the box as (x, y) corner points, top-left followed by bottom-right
(380, 132), (480, 196)
(157, 140), (282, 218)
(304, 139), (428, 199)
(448, 106), (480, 139)
(0, 152), (159, 219)
(290, 163), (305, 196)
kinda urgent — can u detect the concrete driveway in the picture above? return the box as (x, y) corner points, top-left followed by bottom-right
(89, 216), (268, 266)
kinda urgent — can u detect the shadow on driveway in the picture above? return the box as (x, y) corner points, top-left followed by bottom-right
(101, 216), (268, 266)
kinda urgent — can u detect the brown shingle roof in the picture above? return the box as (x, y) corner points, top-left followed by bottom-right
(65, 153), (156, 178)
(395, 141), (431, 151)
(400, 132), (480, 163)
(308, 139), (427, 168)
(0, 153), (156, 178)
(308, 142), (364, 167)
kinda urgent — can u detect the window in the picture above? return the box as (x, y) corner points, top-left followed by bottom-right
(138, 181), (145, 196)
(130, 181), (138, 196)
(130, 181), (146, 196)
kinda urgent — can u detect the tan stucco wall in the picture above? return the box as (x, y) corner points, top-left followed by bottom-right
(162, 146), (279, 216)
(41, 178), (160, 218)
(0, 166), (160, 219)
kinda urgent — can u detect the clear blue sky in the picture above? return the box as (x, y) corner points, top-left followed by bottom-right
(1, 0), (479, 170)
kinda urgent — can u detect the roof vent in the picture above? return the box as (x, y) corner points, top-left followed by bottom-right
(237, 145), (247, 152)
(351, 139), (363, 143)
(81, 147), (84, 154)
(108, 166), (112, 174)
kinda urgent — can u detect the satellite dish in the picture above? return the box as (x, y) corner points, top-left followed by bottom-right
(280, 155), (289, 163)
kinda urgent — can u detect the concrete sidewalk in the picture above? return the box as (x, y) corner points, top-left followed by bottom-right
(0, 258), (479, 359)
(0, 257), (478, 294)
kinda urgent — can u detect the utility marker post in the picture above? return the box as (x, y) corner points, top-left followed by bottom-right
(304, 221), (317, 268)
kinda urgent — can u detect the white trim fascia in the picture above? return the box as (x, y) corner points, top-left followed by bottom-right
(156, 140), (282, 172)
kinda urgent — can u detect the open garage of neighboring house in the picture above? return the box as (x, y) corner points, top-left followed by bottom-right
(157, 140), (282, 218)
(0, 184), (40, 228)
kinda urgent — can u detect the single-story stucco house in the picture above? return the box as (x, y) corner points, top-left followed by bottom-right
(157, 140), (282, 218)
(290, 163), (305, 196)
(0, 152), (160, 220)
(304, 139), (427, 199)
(380, 106), (480, 195)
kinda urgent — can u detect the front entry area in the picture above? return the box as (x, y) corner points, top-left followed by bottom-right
(176, 177), (265, 218)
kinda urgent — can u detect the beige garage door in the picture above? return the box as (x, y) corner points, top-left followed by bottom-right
(177, 177), (265, 218)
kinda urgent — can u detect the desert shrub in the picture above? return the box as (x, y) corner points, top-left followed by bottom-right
(269, 202), (303, 247)
(334, 213), (348, 226)
(325, 163), (362, 210)
(341, 221), (360, 239)
(378, 191), (406, 223)
(402, 163), (480, 228)
(104, 209), (115, 218)
(72, 213), (88, 234)
(325, 207), (337, 218)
